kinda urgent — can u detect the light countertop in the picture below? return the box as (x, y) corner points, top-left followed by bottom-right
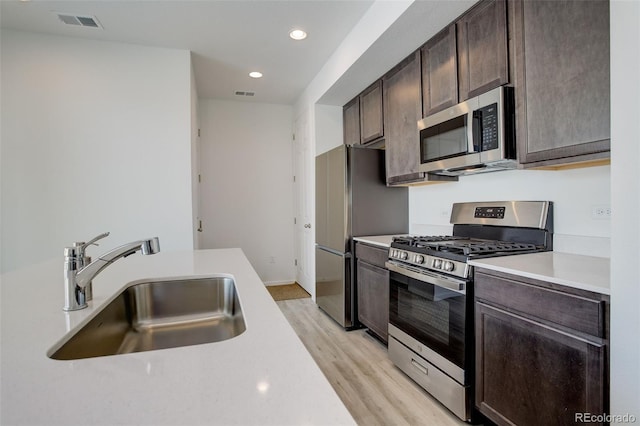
(469, 251), (610, 295)
(0, 248), (355, 425)
(354, 235), (403, 248)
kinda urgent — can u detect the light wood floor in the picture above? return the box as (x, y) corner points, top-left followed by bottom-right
(277, 297), (467, 426)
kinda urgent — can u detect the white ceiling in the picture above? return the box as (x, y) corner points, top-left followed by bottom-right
(0, 0), (375, 104)
(318, 0), (476, 106)
(1, 0), (477, 106)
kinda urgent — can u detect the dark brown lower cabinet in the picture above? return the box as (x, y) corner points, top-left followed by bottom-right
(475, 269), (609, 426)
(355, 242), (389, 343)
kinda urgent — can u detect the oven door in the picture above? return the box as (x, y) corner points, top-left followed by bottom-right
(387, 262), (468, 371)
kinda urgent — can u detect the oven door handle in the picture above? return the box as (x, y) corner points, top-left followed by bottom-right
(385, 261), (466, 294)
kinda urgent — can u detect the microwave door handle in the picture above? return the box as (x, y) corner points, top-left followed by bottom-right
(471, 110), (482, 153)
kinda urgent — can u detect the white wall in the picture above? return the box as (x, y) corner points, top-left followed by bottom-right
(410, 166), (611, 257)
(198, 99), (295, 285)
(0, 30), (194, 273)
(314, 105), (343, 155)
(610, 0), (640, 418)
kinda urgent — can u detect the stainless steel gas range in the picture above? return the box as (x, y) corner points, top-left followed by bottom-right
(385, 201), (553, 422)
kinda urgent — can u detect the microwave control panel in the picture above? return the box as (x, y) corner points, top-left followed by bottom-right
(479, 103), (499, 151)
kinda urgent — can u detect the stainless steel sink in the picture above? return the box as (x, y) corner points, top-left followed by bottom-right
(48, 276), (246, 360)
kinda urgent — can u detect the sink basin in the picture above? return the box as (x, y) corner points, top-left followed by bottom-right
(48, 276), (246, 360)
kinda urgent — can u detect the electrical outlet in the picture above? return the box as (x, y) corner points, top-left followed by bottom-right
(591, 205), (612, 220)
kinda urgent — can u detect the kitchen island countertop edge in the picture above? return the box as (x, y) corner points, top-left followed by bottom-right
(0, 248), (355, 426)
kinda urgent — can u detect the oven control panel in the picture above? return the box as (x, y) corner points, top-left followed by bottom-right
(388, 249), (469, 279)
(474, 206), (505, 219)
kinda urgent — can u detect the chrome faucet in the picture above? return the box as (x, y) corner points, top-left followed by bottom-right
(63, 234), (160, 311)
(70, 232), (111, 302)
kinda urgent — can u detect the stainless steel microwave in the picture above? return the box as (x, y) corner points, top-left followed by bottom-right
(418, 86), (516, 177)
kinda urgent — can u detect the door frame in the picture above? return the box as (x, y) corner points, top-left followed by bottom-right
(293, 113), (314, 298)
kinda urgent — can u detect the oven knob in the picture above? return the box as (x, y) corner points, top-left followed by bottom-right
(415, 255), (425, 264)
(400, 251), (408, 260)
(443, 261), (455, 272)
(390, 249), (396, 258)
(433, 259), (443, 269)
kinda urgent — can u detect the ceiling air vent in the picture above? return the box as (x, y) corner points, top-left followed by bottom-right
(55, 13), (103, 29)
(235, 91), (255, 97)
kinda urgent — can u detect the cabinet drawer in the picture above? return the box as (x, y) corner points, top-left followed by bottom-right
(355, 243), (388, 268)
(475, 271), (605, 337)
(389, 337), (468, 420)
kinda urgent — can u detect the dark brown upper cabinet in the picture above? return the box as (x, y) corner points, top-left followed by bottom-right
(421, 25), (458, 117)
(359, 80), (384, 144)
(456, 0), (508, 101)
(342, 96), (360, 146)
(383, 51), (424, 185)
(511, 0), (610, 167)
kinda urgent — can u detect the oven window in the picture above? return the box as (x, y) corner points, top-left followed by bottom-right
(420, 115), (468, 163)
(403, 297), (449, 344)
(389, 271), (466, 369)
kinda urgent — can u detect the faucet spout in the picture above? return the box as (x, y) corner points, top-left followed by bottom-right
(64, 236), (160, 311)
(95, 237), (161, 264)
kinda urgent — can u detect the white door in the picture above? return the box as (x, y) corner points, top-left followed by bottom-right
(293, 115), (314, 297)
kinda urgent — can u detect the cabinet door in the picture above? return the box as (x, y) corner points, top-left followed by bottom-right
(343, 97), (360, 146)
(512, 0), (610, 166)
(476, 302), (606, 426)
(383, 51), (423, 185)
(360, 80), (384, 144)
(421, 25), (458, 116)
(357, 260), (389, 342)
(457, 0), (508, 101)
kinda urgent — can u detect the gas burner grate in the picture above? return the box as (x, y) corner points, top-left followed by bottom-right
(392, 235), (466, 246)
(459, 242), (538, 255)
(392, 236), (540, 257)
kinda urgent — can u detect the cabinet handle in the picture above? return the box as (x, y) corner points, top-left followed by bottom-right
(411, 359), (428, 375)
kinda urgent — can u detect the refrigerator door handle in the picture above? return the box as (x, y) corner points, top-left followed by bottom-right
(315, 244), (351, 258)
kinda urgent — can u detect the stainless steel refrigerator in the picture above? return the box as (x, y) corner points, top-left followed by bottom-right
(315, 145), (408, 328)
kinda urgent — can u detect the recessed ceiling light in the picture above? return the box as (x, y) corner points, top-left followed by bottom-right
(289, 29), (307, 41)
(249, 71), (263, 79)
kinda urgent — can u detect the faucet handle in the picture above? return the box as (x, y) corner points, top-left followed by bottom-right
(74, 232), (110, 255)
(68, 232), (109, 304)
